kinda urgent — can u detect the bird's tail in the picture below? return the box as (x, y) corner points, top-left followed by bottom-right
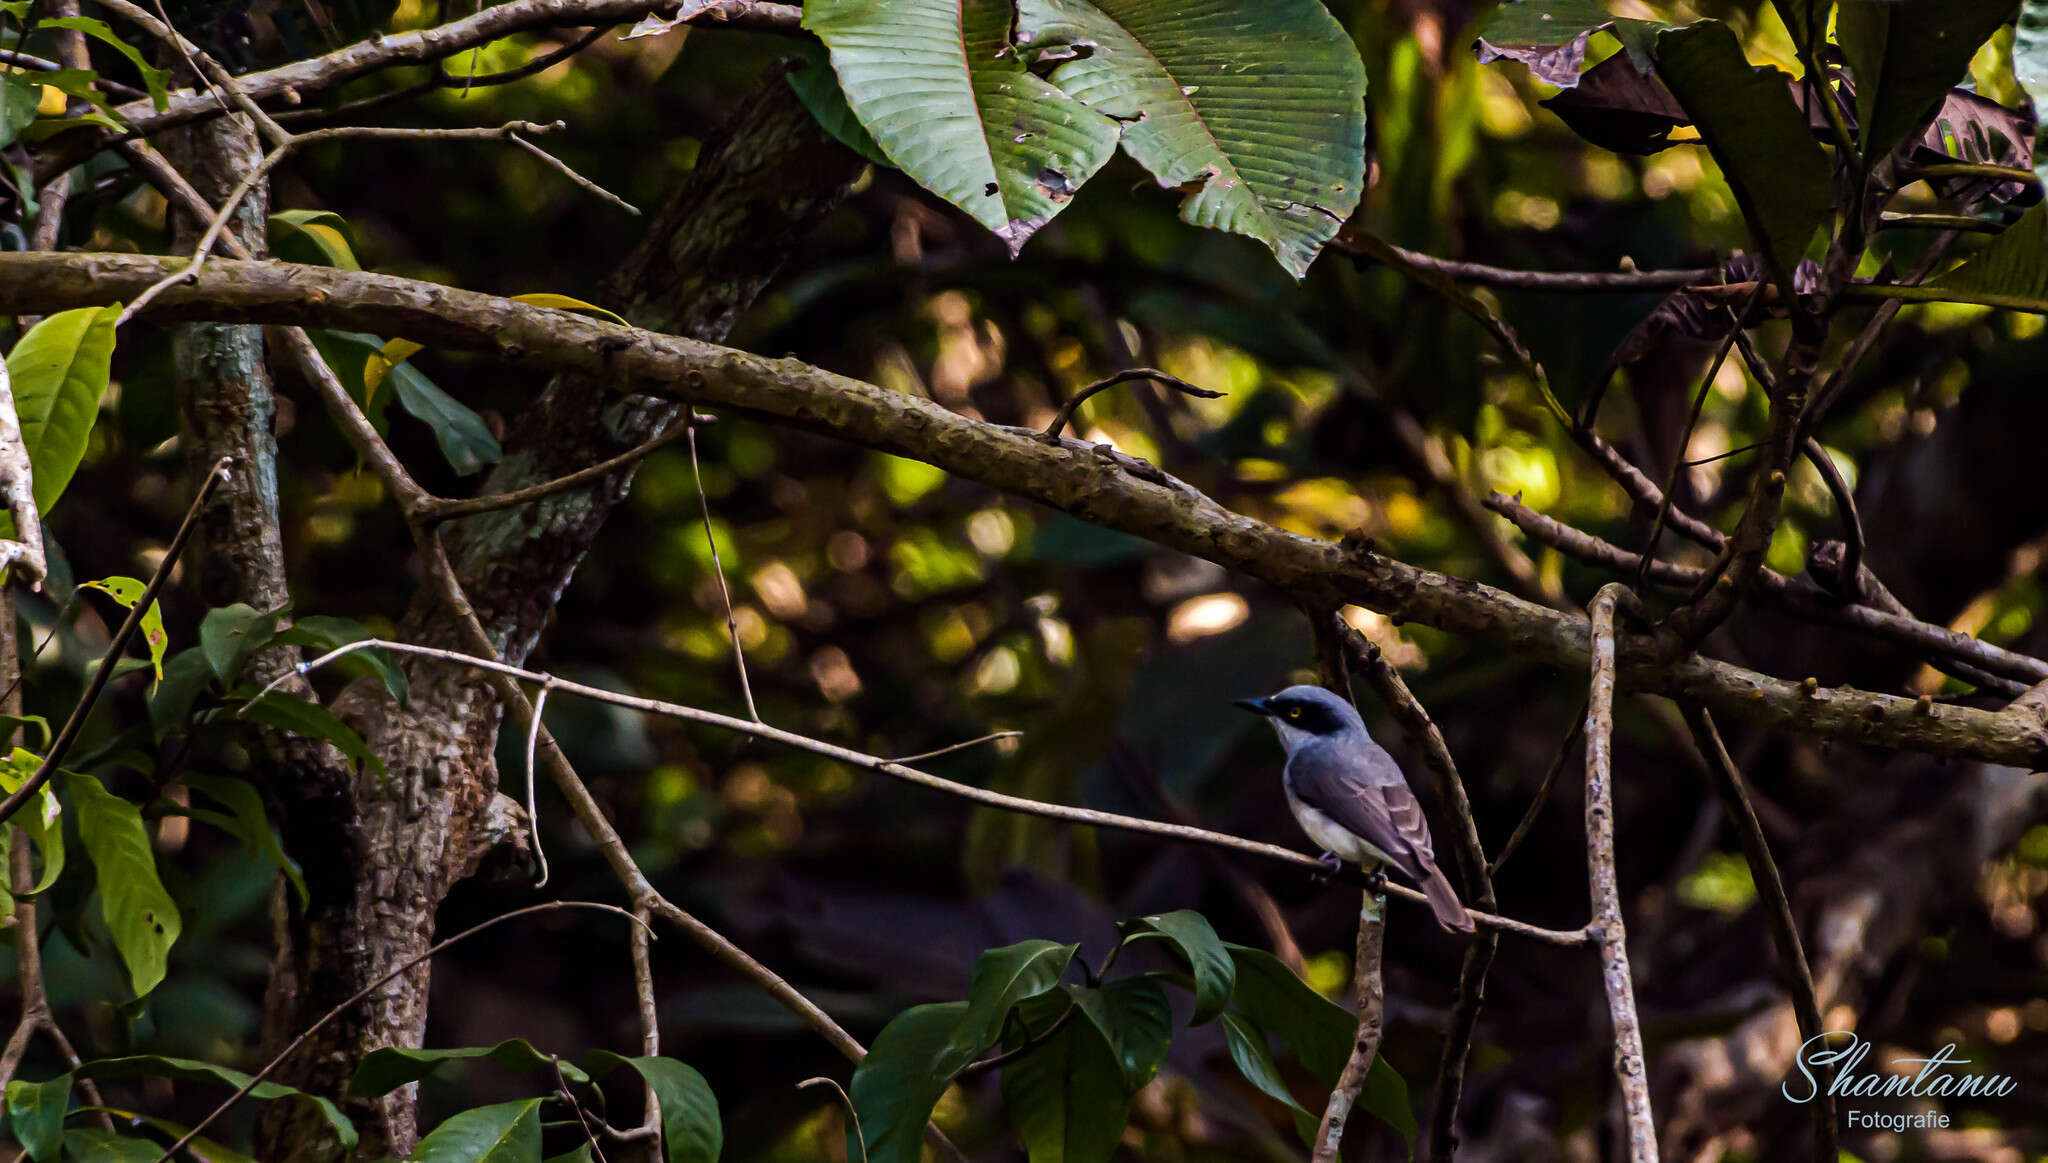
(1421, 863), (1475, 933)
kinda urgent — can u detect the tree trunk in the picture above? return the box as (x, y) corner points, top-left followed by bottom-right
(253, 79), (865, 1160)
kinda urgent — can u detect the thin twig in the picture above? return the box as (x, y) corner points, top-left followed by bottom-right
(687, 418), (759, 722)
(1679, 704), (1835, 1162)
(1334, 234), (1714, 293)
(1586, 585), (1658, 1162)
(525, 679), (554, 888)
(509, 130), (640, 214)
(0, 459), (229, 827)
(1041, 368), (1222, 440)
(1312, 890), (1386, 1163)
(1490, 709), (1584, 877)
(417, 414), (705, 523)
(797, 1077), (868, 1163)
(1799, 439), (1864, 602)
(151, 901), (650, 1162)
(888, 730), (1022, 763)
(265, 637), (1594, 945)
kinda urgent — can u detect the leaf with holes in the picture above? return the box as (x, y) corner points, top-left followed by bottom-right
(70, 773), (182, 997)
(8, 304), (119, 520)
(1472, 0), (1665, 88)
(78, 577), (167, 681)
(1015, 0), (1368, 277)
(804, 0), (1120, 255)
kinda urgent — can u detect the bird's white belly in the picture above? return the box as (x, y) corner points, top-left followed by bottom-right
(1286, 788), (1394, 867)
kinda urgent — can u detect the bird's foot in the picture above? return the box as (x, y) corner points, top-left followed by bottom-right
(1311, 851), (1344, 885)
(1363, 867), (1389, 894)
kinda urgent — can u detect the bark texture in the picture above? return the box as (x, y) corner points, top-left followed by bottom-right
(250, 80), (863, 1159)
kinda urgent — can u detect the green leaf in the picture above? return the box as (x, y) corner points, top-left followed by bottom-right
(583, 1054), (720, 1163)
(73, 1055), (356, 1149)
(270, 616), (409, 707)
(7, 1074), (71, 1162)
(405, 1098), (541, 1163)
(0, 748), (64, 895)
(352, 1040), (588, 1098)
(68, 774), (181, 997)
(1769, 0), (1825, 55)
(8, 305), (120, 518)
(942, 940), (1078, 1066)
(1838, 0), (2015, 162)
(543, 1148), (594, 1163)
(0, 75), (42, 151)
(388, 364), (501, 476)
(848, 1001), (967, 1163)
(213, 689), (386, 779)
(786, 38), (892, 166)
(1224, 944), (1354, 1087)
(1016, 0), (1368, 277)
(199, 603), (287, 686)
(181, 773), (307, 909)
(38, 18), (169, 111)
(1067, 978), (1172, 1091)
(59, 1129), (157, 1162)
(81, 1110), (256, 1163)
(1119, 910), (1232, 1024)
(1357, 1055), (1417, 1154)
(148, 648), (216, 737)
(1930, 203), (2048, 304)
(269, 210), (362, 270)
(0, 714), (51, 750)
(1219, 1012), (1311, 1115)
(1652, 20), (1832, 289)
(803, 0), (1121, 254)
(77, 577), (166, 681)
(998, 1005), (1130, 1163)
(1473, 0), (1666, 87)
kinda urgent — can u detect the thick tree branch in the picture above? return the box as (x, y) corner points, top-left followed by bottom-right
(2, 254), (2046, 764)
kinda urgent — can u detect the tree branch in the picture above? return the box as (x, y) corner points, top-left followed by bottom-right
(2, 253), (2045, 764)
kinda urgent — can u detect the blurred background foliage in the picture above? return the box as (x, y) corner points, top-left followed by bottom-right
(12, 0), (2048, 1159)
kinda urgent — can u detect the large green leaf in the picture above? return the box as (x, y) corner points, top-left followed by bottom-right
(6, 1074), (70, 1162)
(1653, 20), (1832, 288)
(73, 1055), (356, 1149)
(77, 577), (167, 681)
(1067, 979), (1172, 1091)
(8, 305), (119, 518)
(803, 0), (1121, 254)
(1224, 944), (1353, 1086)
(998, 1003), (1129, 1163)
(0, 75), (39, 151)
(943, 940), (1078, 1066)
(405, 1098), (541, 1162)
(584, 1054), (721, 1163)
(59, 1129), (157, 1162)
(1118, 910), (1232, 1024)
(1015, 0), (1368, 277)
(1931, 203), (2048, 303)
(1770, 0), (1825, 55)
(148, 648), (216, 737)
(38, 17), (169, 111)
(68, 774), (181, 998)
(1473, 0), (1665, 87)
(1838, 0), (2016, 162)
(848, 1001), (967, 1163)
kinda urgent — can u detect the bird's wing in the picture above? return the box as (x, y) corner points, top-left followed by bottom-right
(1286, 742), (1439, 882)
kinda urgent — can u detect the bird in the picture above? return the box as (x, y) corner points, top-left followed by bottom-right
(1237, 684), (1475, 933)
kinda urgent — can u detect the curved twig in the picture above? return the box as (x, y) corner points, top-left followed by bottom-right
(1042, 368), (1223, 440)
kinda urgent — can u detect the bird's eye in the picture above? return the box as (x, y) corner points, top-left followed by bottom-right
(1285, 706), (1303, 720)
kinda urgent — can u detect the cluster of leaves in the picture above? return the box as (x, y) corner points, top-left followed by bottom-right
(846, 910), (1412, 1163)
(0, 2), (167, 233)
(1475, 0), (2048, 300)
(785, 0), (1369, 277)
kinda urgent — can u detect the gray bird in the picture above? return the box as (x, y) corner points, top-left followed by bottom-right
(1237, 684), (1475, 933)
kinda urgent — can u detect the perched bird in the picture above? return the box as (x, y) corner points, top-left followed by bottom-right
(1237, 684), (1474, 933)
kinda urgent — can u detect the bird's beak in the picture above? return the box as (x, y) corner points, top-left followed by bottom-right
(1234, 697), (1271, 716)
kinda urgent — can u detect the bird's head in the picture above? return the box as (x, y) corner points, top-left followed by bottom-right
(1235, 684), (1365, 748)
